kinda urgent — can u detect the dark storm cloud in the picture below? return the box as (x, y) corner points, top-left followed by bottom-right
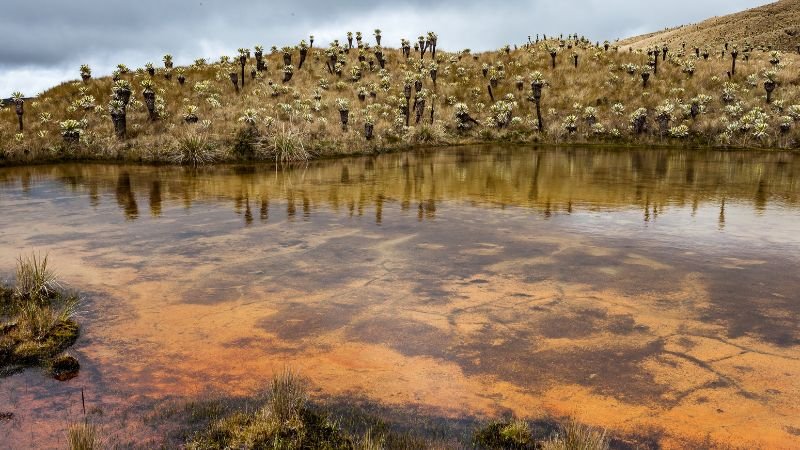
(0, 0), (771, 95)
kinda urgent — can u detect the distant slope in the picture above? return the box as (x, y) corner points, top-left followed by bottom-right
(619, 0), (800, 51)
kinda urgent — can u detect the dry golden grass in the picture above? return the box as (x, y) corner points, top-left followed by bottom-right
(620, 0), (800, 52)
(1, 254), (81, 378)
(1, 19), (799, 166)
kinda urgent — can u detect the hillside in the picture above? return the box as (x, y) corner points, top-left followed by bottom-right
(1, 14), (799, 165)
(619, 0), (800, 51)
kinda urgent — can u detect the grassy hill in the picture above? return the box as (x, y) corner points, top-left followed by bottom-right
(1, 18), (799, 166)
(619, 0), (800, 52)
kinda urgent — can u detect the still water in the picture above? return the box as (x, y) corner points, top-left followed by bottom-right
(1, 146), (799, 448)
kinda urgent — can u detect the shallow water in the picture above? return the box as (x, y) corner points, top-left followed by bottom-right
(1, 146), (799, 448)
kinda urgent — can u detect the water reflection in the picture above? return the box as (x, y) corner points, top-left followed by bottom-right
(3, 147), (793, 227)
(1, 145), (800, 448)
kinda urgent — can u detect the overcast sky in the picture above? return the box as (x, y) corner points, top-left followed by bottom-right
(0, 0), (772, 96)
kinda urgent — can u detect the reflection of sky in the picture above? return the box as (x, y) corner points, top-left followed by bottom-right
(547, 202), (800, 254)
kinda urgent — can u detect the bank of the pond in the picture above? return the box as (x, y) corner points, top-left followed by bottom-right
(2, 38), (799, 167)
(0, 255), (82, 381)
(2, 138), (797, 170)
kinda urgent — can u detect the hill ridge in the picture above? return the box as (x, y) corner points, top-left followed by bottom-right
(619, 0), (800, 51)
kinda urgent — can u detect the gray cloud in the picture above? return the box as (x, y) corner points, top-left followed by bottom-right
(1, 0), (770, 95)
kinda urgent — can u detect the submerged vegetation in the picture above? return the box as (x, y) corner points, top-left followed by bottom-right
(0, 254), (81, 379)
(1, 23), (799, 166)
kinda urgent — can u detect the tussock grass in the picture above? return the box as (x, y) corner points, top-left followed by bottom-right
(14, 253), (59, 302)
(1, 254), (81, 378)
(258, 123), (312, 163)
(473, 416), (610, 450)
(541, 418), (609, 450)
(186, 369), (347, 449)
(172, 132), (217, 166)
(185, 369), (439, 449)
(67, 421), (101, 450)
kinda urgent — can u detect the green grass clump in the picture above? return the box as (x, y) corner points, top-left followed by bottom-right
(0, 253), (81, 378)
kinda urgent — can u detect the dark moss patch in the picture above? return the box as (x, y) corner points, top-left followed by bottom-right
(51, 353), (80, 381)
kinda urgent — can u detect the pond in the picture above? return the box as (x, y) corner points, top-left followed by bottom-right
(1, 145), (799, 448)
